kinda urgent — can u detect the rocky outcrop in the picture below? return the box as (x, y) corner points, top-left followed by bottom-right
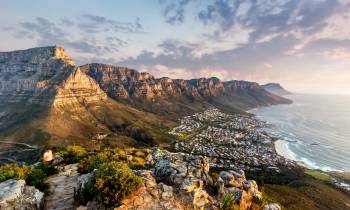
(117, 170), (182, 210)
(73, 148), (278, 210)
(261, 83), (291, 96)
(0, 46), (106, 106)
(0, 179), (44, 210)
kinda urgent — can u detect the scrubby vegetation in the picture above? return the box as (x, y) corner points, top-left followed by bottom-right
(247, 166), (350, 210)
(0, 162), (58, 190)
(74, 148), (146, 207)
(55, 145), (88, 164)
(77, 147), (148, 173)
(220, 193), (235, 210)
(92, 161), (143, 205)
(0, 164), (32, 182)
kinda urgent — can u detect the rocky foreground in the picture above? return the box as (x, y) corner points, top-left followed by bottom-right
(0, 148), (280, 210)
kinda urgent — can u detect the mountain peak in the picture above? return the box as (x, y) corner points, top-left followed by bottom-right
(0, 45), (74, 66)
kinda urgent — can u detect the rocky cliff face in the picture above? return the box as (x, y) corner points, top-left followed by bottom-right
(81, 63), (292, 114)
(0, 46), (106, 106)
(0, 46), (109, 144)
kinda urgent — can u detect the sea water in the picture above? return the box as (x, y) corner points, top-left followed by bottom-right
(251, 94), (350, 172)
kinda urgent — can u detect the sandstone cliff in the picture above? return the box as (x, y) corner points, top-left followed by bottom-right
(0, 46), (106, 106)
(80, 63), (292, 116)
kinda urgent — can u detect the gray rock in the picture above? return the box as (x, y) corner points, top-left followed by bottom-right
(263, 203), (281, 210)
(0, 179), (44, 210)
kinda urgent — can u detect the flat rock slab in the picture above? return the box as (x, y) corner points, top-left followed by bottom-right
(44, 164), (79, 210)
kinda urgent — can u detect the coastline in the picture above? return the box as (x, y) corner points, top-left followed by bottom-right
(274, 140), (295, 161)
(253, 100), (350, 192)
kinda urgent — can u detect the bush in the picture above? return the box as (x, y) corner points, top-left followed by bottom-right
(35, 162), (58, 176)
(128, 156), (146, 170)
(0, 163), (58, 190)
(26, 168), (47, 190)
(57, 145), (88, 164)
(93, 161), (143, 206)
(78, 148), (149, 173)
(78, 150), (116, 174)
(220, 193), (235, 210)
(0, 164), (32, 182)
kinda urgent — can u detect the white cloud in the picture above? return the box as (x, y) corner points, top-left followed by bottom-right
(323, 47), (350, 62)
(287, 4), (350, 55)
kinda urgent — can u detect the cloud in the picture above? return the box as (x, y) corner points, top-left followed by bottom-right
(159, 0), (190, 24)
(198, 0), (240, 32)
(8, 15), (141, 64)
(120, 35), (296, 81)
(160, 0), (347, 54)
(78, 14), (144, 33)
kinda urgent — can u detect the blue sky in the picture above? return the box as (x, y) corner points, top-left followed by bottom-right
(1, 0), (350, 94)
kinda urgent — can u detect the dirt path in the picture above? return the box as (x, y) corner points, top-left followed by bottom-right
(44, 164), (79, 210)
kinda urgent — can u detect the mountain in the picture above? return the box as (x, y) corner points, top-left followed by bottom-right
(0, 46), (291, 147)
(0, 46), (173, 148)
(261, 83), (292, 96)
(81, 63), (292, 116)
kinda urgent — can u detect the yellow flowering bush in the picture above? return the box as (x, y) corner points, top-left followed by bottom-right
(93, 161), (143, 206)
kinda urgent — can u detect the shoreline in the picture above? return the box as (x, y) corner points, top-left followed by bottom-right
(274, 139), (295, 161)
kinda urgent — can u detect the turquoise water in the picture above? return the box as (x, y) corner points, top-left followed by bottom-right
(251, 94), (350, 172)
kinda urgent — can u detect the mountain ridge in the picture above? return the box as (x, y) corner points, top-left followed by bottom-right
(81, 63), (292, 116)
(0, 46), (291, 146)
(261, 83), (292, 96)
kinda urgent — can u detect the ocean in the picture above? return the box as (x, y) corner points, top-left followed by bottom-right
(250, 94), (350, 172)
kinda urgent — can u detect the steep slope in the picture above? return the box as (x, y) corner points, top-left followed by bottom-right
(261, 83), (292, 96)
(0, 47), (173, 147)
(81, 63), (292, 115)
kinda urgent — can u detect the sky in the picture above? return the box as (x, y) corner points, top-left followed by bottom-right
(1, 0), (350, 94)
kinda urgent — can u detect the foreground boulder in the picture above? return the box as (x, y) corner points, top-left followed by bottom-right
(0, 179), (44, 210)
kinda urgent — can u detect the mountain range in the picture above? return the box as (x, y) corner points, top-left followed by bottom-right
(0, 46), (291, 147)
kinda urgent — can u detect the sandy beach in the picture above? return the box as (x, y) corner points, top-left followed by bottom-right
(274, 140), (295, 160)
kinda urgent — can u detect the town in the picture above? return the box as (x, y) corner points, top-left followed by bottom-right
(169, 108), (295, 172)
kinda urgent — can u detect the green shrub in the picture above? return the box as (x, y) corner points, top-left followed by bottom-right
(220, 193), (235, 210)
(0, 163), (58, 190)
(78, 150), (116, 174)
(26, 168), (47, 190)
(78, 148), (149, 173)
(128, 156), (146, 170)
(34, 162), (58, 176)
(0, 164), (32, 182)
(93, 161), (143, 206)
(57, 145), (88, 163)
(114, 148), (127, 160)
